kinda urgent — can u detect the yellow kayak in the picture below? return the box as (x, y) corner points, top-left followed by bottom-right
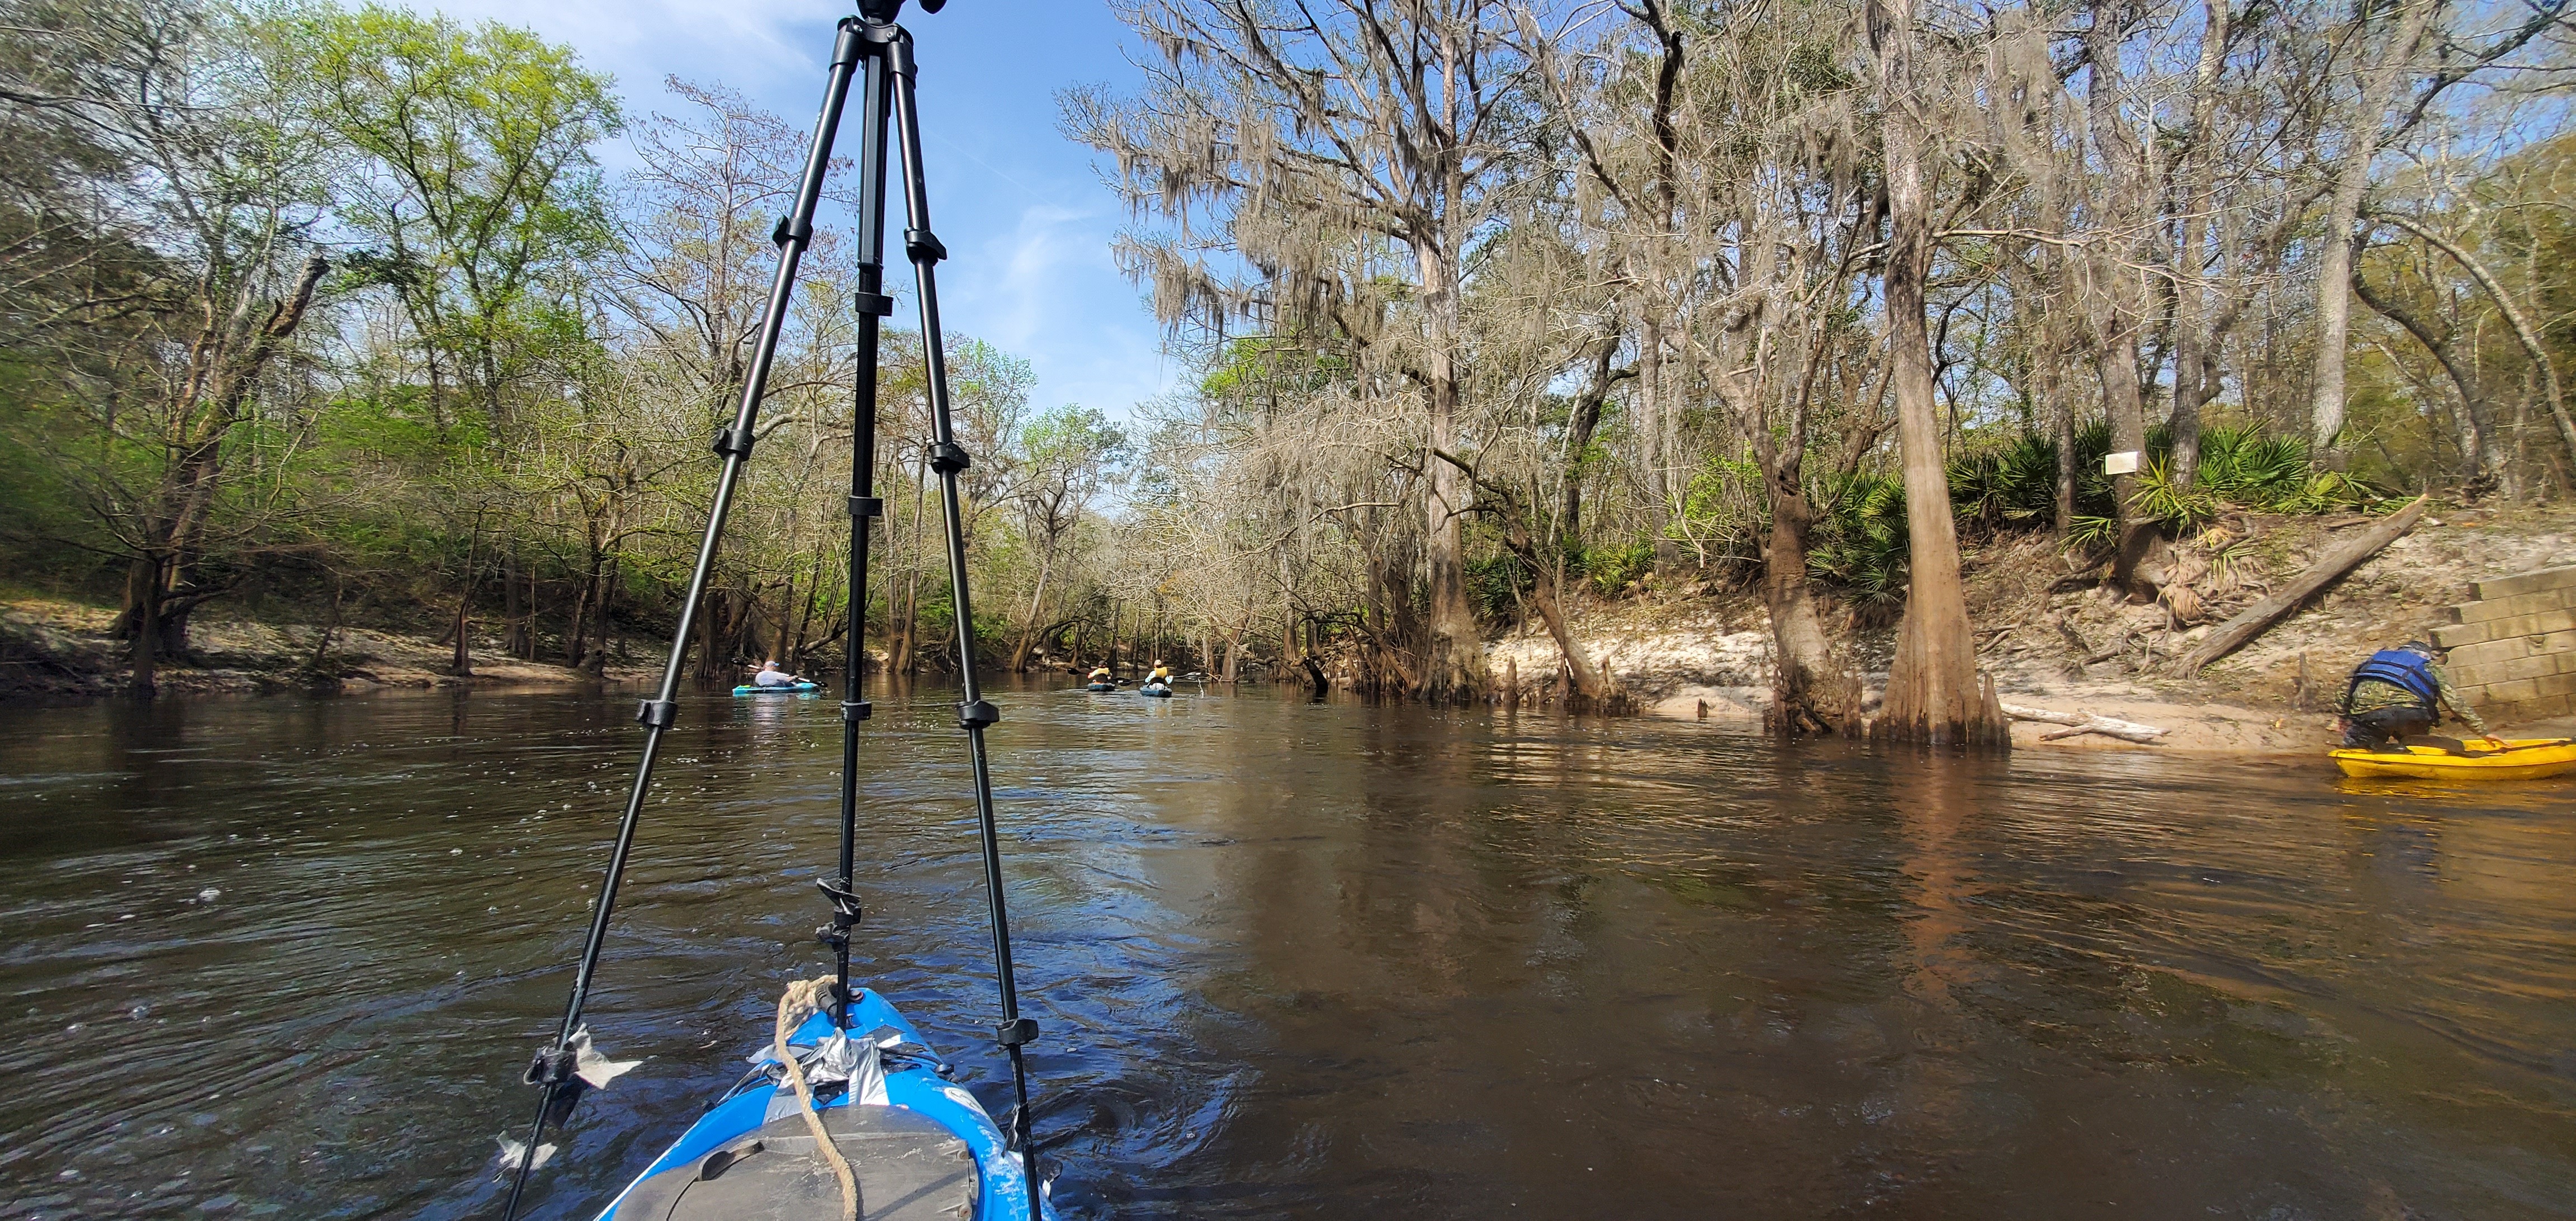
(2331, 738), (2576, 780)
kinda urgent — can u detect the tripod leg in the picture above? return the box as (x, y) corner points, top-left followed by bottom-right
(883, 30), (1046, 1221)
(830, 27), (897, 1035)
(500, 19), (871, 1221)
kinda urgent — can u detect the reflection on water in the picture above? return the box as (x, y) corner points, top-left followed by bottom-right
(1, 681), (2572, 1219)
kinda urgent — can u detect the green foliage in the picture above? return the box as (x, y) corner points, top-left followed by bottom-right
(2289, 470), (2383, 513)
(1199, 336), (1346, 408)
(1806, 474), (1909, 600)
(1674, 453), (1765, 551)
(1022, 404), (1129, 470)
(1948, 422), (2381, 542)
(1782, 41), (1859, 95)
(297, 4), (619, 428)
(1467, 552), (1531, 619)
(1945, 421), (2133, 528)
(2130, 457), (2218, 532)
(2195, 425), (2309, 502)
(2202, 532), (2261, 580)
(2181, 427), (2380, 514)
(2066, 514), (2119, 548)
(1947, 430), (2062, 528)
(1580, 541), (1655, 597)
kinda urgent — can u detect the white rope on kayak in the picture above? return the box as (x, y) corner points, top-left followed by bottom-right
(774, 976), (860, 1220)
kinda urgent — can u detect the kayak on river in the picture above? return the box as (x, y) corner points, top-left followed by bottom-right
(593, 986), (1040, 1220)
(1086, 683), (1116, 692)
(731, 681), (821, 695)
(1139, 683), (1172, 698)
(2330, 737), (2576, 780)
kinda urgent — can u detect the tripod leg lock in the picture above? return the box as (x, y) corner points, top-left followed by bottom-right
(854, 289), (894, 316)
(636, 699), (679, 730)
(847, 495), (884, 518)
(958, 699), (999, 729)
(522, 1044), (591, 1128)
(841, 699), (874, 722)
(929, 441), (971, 473)
(816, 876), (864, 949)
(995, 1017), (1040, 1047)
(905, 227), (946, 264)
(712, 426), (756, 458)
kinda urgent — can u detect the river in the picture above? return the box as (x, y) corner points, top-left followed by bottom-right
(2, 680), (2571, 1219)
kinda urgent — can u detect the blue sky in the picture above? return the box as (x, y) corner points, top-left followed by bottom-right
(422, 0), (1174, 419)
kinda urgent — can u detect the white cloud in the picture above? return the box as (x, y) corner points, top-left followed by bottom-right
(951, 202), (1169, 418)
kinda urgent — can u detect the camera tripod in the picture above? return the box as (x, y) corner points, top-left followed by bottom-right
(499, 1), (1046, 1217)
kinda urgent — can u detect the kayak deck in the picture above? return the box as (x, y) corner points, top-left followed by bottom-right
(596, 987), (1048, 1220)
(2331, 738), (2576, 780)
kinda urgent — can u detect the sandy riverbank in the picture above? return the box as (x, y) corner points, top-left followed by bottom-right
(1486, 503), (2576, 755)
(1, 595), (656, 696)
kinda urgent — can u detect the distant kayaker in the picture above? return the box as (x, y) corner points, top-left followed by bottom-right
(1146, 660), (1172, 688)
(1088, 665), (1112, 684)
(751, 660), (806, 688)
(2336, 640), (2503, 751)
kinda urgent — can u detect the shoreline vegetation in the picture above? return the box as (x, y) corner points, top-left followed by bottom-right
(10, 500), (2568, 756)
(1483, 502), (2576, 752)
(7, 3), (2576, 754)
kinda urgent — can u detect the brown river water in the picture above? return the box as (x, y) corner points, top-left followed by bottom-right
(2, 679), (2572, 1219)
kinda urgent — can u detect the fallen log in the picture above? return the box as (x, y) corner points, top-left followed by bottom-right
(2172, 495), (2428, 675)
(1999, 701), (2170, 744)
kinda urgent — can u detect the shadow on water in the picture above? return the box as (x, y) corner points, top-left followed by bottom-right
(1, 678), (2572, 1218)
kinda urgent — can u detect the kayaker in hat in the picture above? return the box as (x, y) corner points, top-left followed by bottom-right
(2336, 640), (2503, 752)
(750, 660), (806, 688)
(1147, 659), (1172, 689)
(1087, 665), (1113, 684)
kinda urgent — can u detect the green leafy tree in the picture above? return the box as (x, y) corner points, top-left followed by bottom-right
(0, 0), (334, 689)
(1005, 404), (1128, 669)
(299, 5), (616, 667)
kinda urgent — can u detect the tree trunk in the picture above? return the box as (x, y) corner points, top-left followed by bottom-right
(2054, 389), (2078, 538)
(310, 577), (345, 674)
(890, 574), (916, 675)
(1010, 552), (1054, 671)
(1559, 332), (1622, 545)
(566, 548), (599, 668)
(127, 556), (161, 694)
(2308, 0), (2437, 458)
(2167, 0), (2231, 491)
(1763, 478), (1859, 734)
(1871, 0), (2007, 749)
(2099, 307), (2156, 595)
(451, 517), (483, 678)
(503, 555), (528, 660)
(1277, 602), (1296, 684)
(2081, 0), (2159, 595)
(1518, 534), (1608, 705)
(584, 554), (617, 676)
(1417, 243), (1486, 704)
(1640, 316), (1673, 570)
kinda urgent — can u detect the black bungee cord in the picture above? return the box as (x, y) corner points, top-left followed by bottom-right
(496, 3), (1045, 1218)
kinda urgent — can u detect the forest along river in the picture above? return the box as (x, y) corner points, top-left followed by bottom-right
(2, 682), (2573, 1220)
